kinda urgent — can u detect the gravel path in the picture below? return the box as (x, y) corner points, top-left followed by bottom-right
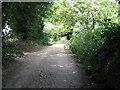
(2, 44), (95, 88)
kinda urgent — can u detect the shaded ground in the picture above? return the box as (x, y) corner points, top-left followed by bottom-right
(2, 44), (96, 88)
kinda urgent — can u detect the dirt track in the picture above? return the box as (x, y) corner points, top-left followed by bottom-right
(3, 44), (95, 88)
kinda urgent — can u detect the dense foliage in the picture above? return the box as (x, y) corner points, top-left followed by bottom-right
(2, 2), (50, 40)
(2, 2), (51, 63)
(2, 1), (120, 89)
(49, 0), (120, 89)
(91, 22), (120, 87)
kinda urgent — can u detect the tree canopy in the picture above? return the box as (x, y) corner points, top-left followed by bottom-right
(2, 2), (51, 40)
(2, 1), (120, 89)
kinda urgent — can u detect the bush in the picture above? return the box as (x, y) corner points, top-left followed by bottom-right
(70, 28), (104, 63)
(2, 39), (24, 64)
(91, 23), (120, 88)
(70, 23), (120, 88)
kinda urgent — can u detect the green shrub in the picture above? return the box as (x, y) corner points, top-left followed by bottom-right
(2, 40), (24, 64)
(70, 28), (104, 63)
(70, 22), (120, 88)
(91, 23), (120, 88)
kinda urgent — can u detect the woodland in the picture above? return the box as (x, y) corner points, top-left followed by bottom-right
(2, 0), (120, 89)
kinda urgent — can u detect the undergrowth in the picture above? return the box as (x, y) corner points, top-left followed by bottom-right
(70, 22), (120, 89)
